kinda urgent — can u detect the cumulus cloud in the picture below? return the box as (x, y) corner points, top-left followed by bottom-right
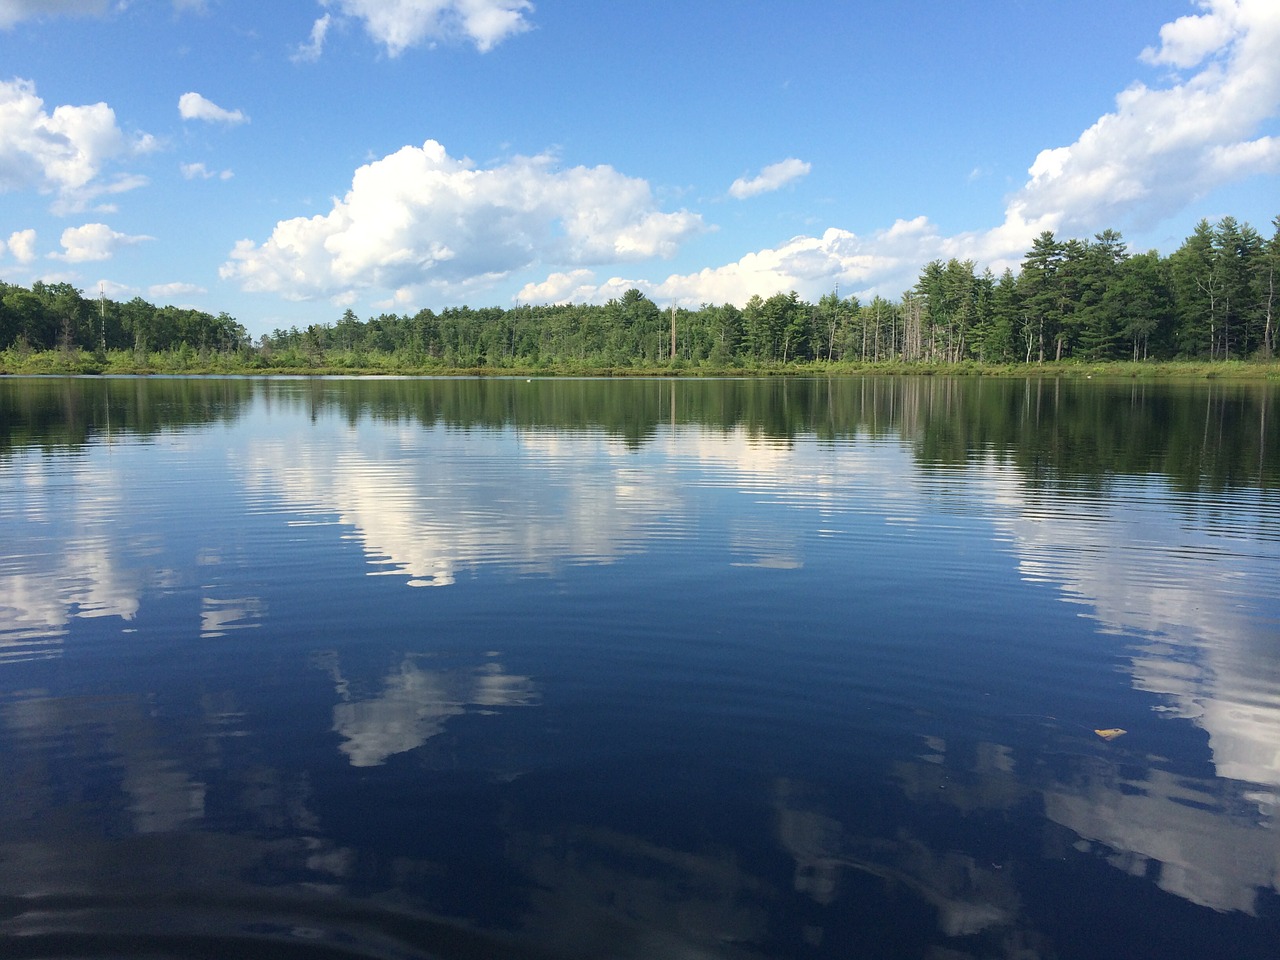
(293, 13), (331, 62)
(1140, 0), (1238, 68)
(1002, 0), (1280, 237)
(180, 161), (232, 180)
(728, 158), (811, 200)
(319, 0), (533, 56)
(5, 228), (37, 264)
(0, 0), (108, 28)
(523, 0), (1280, 308)
(515, 269), (607, 304)
(0, 78), (150, 211)
(53, 223), (152, 263)
(221, 139), (703, 302)
(178, 92), (248, 125)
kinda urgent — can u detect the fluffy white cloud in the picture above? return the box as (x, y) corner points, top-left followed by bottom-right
(1004, 0), (1280, 237)
(5, 228), (37, 264)
(53, 223), (152, 262)
(1140, 0), (1239, 68)
(320, 0), (533, 56)
(0, 0), (107, 28)
(0, 78), (150, 210)
(222, 139), (703, 302)
(178, 92), (248, 125)
(148, 281), (206, 300)
(293, 13), (331, 62)
(516, 269), (611, 304)
(728, 158), (811, 200)
(180, 161), (232, 180)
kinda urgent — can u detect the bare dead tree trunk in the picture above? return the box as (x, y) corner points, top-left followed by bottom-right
(1262, 262), (1275, 358)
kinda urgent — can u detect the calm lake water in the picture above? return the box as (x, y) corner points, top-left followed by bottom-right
(2, 375), (1278, 959)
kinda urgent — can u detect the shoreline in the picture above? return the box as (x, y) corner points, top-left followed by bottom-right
(4, 351), (1280, 381)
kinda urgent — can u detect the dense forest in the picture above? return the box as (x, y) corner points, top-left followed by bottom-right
(2, 215), (1277, 370)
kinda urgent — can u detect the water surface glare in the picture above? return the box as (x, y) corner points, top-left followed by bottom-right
(2, 375), (1279, 959)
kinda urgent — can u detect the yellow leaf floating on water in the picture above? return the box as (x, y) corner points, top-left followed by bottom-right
(1094, 728), (1127, 741)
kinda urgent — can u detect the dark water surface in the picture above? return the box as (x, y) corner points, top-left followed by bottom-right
(2, 375), (1278, 959)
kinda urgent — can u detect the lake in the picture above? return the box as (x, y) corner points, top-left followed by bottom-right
(1, 374), (1278, 959)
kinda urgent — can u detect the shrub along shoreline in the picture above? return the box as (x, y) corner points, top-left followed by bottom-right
(3, 347), (1278, 381)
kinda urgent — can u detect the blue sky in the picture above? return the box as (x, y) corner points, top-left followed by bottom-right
(1, 0), (1277, 337)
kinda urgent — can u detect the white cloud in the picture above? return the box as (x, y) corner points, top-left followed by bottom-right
(178, 92), (248, 125)
(0, 78), (150, 211)
(221, 139), (703, 302)
(728, 158), (811, 200)
(53, 223), (152, 262)
(515, 269), (607, 304)
(1003, 0), (1280, 236)
(96, 278), (136, 300)
(49, 173), (150, 217)
(180, 161), (232, 180)
(1140, 0), (1239, 69)
(0, 0), (108, 29)
(148, 281), (206, 300)
(0, 1), (203, 27)
(292, 13), (331, 62)
(320, 0), (533, 56)
(1207, 135), (1280, 177)
(5, 228), (37, 264)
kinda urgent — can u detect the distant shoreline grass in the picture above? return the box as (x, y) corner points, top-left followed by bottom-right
(3, 348), (1279, 381)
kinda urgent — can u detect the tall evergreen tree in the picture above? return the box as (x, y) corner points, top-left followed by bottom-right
(1170, 218), (1221, 357)
(1020, 231), (1065, 362)
(988, 269), (1020, 363)
(969, 269), (997, 361)
(1075, 230), (1129, 359)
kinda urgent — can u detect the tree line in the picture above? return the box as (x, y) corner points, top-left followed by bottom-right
(0, 280), (249, 357)
(3, 214), (1276, 368)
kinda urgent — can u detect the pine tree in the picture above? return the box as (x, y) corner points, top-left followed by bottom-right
(1020, 231), (1065, 362)
(1170, 219), (1220, 357)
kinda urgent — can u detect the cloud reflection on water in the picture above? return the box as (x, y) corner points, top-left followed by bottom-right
(0, 451), (143, 661)
(239, 426), (674, 587)
(970, 462), (1280, 795)
(0, 441), (270, 658)
(317, 651), (537, 768)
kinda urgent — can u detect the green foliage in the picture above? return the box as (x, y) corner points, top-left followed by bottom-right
(0, 284), (250, 357)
